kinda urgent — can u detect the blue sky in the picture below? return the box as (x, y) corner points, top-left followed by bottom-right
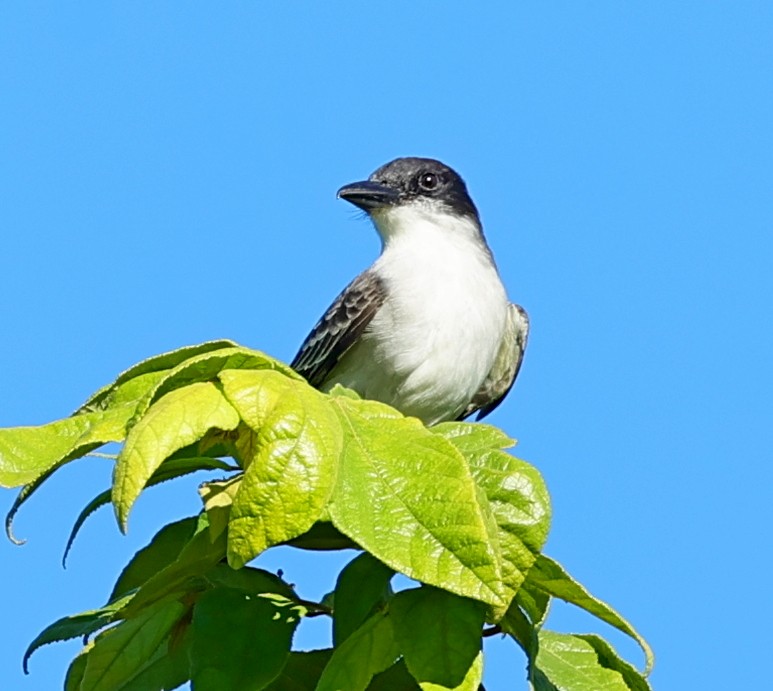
(1, 3), (771, 689)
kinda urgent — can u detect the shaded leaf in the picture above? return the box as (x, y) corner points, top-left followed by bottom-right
(334, 553), (394, 645)
(328, 396), (504, 607)
(205, 562), (296, 600)
(264, 649), (333, 691)
(110, 517), (199, 602)
(285, 520), (359, 551)
(24, 594), (134, 674)
(317, 612), (400, 691)
(117, 636), (191, 691)
(112, 382), (240, 531)
(527, 556), (653, 674)
(80, 600), (186, 691)
(391, 587), (485, 691)
(190, 588), (303, 691)
(5, 451), (106, 544)
(368, 659), (421, 690)
(64, 644), (92, 691)
(218, 369), (342, 568)
(516, 582), (551, 628)
(65, 457), (234, 567)
(120, 514), (225, 619)
(500, 601), (537, 658)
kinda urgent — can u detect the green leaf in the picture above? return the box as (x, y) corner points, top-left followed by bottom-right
(120, 514), (226, 619)
(334, 553), (394, 645)
(77, 340), (239, 413)
(391, 587), (485, 691)
(435, 423), (551, 617)
(218, 369), (342, 568)
(80, 600), (186, 691)
(285, 520), (359, 551)
(130, 346), (302, 424)
(112, 382), (240, 531)
(328, 396), (504, 607)
(317, 612), (400, 691)
(2, 344), (222, 490)
(65, 457), (234, 567)
(575, 635), (652, 691)
(368, 659), (422, 690)
(527, 555), (654, 674)
(1, 408), (124, 489)
(5, 452), (108, 545)
(116, 638), (191, 691)
(64, 644), (92, 691)
(96, 615), (192, 691)
(432, 421), (515, 452)
(263, 649), (333, 691)
(205, 562), (296, 599)
(516, 581), (551, 628)
(189, 588), (303, 691)
(199, 475), (242, 543)
(24, 594), (134, 673)
(110, 516), (199, 602)
(532, 630), (634, 691)
(500, 601), (537, 658)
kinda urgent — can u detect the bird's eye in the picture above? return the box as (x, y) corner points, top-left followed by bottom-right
(418, 172), (440, 191)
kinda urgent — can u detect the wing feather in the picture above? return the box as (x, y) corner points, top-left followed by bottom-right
(291, 270), (386, 388)
(460, 303), (529, 421)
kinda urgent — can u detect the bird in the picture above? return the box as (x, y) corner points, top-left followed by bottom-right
(291, 157), (528, 426)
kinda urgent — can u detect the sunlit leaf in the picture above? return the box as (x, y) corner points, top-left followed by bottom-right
(435, 422), (551, 617)
(1, 409), (123, 489)
(77, 340), (239, 413)
(130, 346), (302, 424)
(329, 396), (504, 607)
(112, 382), (239, 531)
(527, 555), (653, 674)
(218, 369), (342, 568)
(532, 630), (636, 691)
(199, 475), (242, 543)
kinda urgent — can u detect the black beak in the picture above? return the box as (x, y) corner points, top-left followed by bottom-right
(337, 180), (399, 211)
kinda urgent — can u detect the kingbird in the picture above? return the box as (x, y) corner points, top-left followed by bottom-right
(292, 157), (528, 426)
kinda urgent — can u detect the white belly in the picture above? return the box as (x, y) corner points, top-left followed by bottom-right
(323, 211), (508, 425)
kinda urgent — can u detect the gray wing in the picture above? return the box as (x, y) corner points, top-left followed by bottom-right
(460, 303), (529, 421)
(291, 270), (386, 388)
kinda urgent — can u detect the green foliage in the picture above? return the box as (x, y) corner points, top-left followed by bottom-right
(0, 341), (653, 690)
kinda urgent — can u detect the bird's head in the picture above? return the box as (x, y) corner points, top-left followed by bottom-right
(337, 158), (481, 244)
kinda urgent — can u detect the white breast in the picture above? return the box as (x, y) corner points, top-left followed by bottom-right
(324, 204), (509, 425)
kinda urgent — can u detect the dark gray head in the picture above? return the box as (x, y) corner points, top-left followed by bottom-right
(337, 157), (479, 221)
